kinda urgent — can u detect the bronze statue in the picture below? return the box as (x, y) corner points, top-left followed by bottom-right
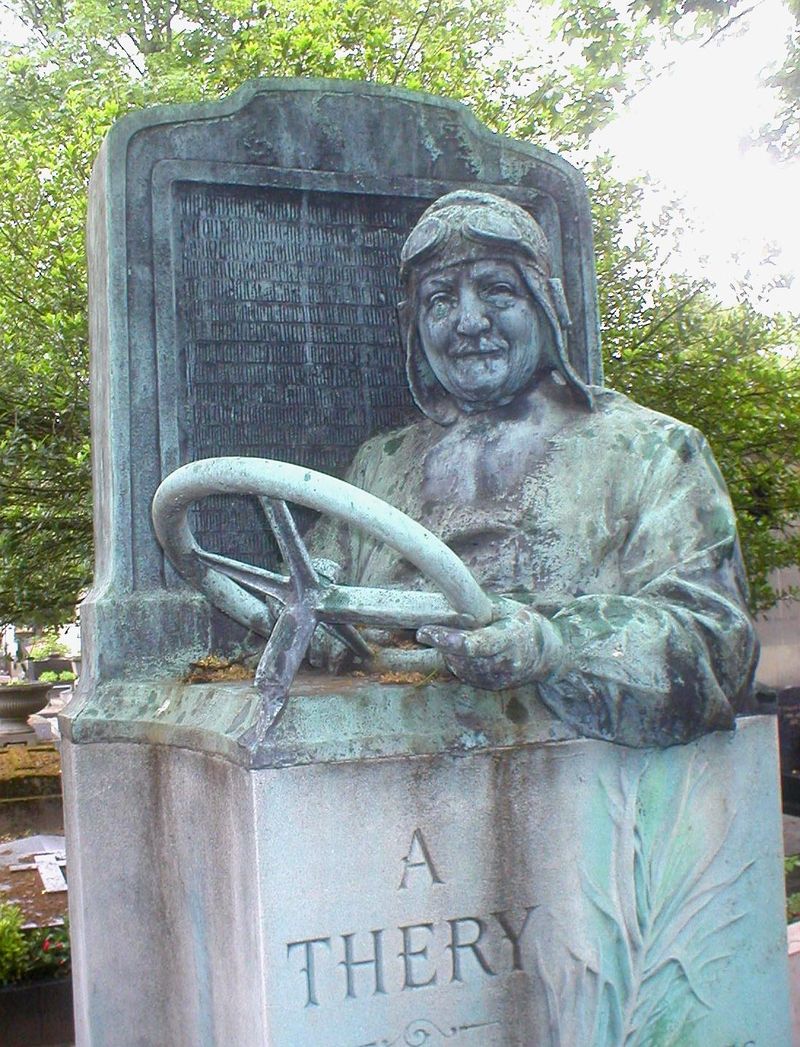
(305, 191), (757, 746)
(154, 191), (757, 750)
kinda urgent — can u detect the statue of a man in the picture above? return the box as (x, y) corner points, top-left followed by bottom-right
(309, 190), (757, 747)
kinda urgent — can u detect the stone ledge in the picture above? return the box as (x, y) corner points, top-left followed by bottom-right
(60, 672), (577, 769)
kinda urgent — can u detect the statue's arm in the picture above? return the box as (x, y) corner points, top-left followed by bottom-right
(418, 424), (756, 746)
(534, 427), (757, 746)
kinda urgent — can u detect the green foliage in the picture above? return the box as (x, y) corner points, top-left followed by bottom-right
(786, 854), (800, 922)
(787, 892), (800, 921)
(27, 631), (69, 659)
(0, 904), (70, 986)
(497, 0), (755, 148)
(0, 40), (98, 625)
(762, 0), (800, 159)
(0, 902), (29, 985)
(37, 668), (73, 681)
(25, 920), (71, 980)
(0, 0), (794, 622)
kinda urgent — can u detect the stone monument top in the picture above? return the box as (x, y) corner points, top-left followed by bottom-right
(67, 77), (610, 765)
(79, 77), (599, 677)
(70, 77), (759, 764)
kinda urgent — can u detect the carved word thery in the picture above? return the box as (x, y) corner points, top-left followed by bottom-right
(286, 829), (536, 1008)
(286, 905), (537, 1008)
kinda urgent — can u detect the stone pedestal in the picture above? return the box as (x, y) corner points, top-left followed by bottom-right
(61, 677), (791, 1046)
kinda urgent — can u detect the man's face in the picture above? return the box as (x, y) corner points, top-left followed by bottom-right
(416, 258), (542, 408)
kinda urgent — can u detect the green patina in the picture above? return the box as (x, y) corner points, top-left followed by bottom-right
(382, 435), (405, 456)
(61, 674), (572, 770)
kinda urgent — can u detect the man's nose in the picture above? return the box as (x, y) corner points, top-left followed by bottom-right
(455, 289), (490, 336)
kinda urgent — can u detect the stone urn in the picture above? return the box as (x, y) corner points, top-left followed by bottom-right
(0, 681), (52, 736)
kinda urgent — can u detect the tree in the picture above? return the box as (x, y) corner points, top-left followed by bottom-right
(763, 0), (800, 158)
(0, 0), (795, 624)
(590, 160), (800, 609)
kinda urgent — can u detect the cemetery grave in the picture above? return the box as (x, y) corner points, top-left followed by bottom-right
(58, 79), (793, 1045)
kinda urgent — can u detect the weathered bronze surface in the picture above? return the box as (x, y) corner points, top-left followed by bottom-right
(304, 192), (757, 747)
(154, 191), (757, 750)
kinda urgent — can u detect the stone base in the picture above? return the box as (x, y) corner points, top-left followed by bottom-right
(0, 725), (37, 745)
(62, 702), (791, 1046)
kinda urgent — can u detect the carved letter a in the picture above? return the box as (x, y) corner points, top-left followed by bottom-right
(398, 828), (444, 889)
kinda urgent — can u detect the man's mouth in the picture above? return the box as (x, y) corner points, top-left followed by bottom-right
(450, 338), (508, 359)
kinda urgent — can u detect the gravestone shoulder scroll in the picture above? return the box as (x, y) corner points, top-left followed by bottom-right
(60, 80), (791, 1047)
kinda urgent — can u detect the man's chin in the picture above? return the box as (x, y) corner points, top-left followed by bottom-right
(449, 383), (516, 410)
(446, 363), (510, 401)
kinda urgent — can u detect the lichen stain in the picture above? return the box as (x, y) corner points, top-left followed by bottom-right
(505, 695), (529, 725)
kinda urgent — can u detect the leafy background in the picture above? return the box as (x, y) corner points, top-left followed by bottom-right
(0, 0), (798, 624)
(534, 749), (762, 1046)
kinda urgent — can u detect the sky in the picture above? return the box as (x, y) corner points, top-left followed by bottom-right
(593, 0), (800, 314)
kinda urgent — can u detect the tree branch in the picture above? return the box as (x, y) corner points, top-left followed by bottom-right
(699, 1), (764, 50)
(627, 286), (706, 351)
(391, 0), (435, 85)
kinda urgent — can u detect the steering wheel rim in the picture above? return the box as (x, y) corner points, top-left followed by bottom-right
(152, 456), (494, 635)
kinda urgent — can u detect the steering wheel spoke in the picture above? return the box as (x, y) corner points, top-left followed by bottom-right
(195, 548), (292, 603)
(319, 621), (375, 661)
(255, 600), (319, 694)
(259, 497), (319, 594)
(315, 584), (483, 631)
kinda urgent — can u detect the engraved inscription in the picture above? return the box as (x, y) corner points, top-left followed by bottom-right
(286, 905), (537, 1008)
(339, 930), (387, 999)
(174, 184), (425, 566)
(398, 829), (443, 890)
(400, 923), (437, 990)
(286, 828), (538, 1009)
(286, 937), (331, 1008)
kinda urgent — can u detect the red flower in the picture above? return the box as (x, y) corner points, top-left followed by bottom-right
(42, 938), (51, 952)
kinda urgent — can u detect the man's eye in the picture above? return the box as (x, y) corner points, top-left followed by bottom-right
(483, 283), (516, 300)
(427, 293), (454, 314)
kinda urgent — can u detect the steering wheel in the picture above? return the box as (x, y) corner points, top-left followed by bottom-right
(152, 457), (496, 754)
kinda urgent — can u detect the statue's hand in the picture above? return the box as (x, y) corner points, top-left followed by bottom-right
(417, 601), (564, 691)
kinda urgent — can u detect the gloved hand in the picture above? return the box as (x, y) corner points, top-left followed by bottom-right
(416, 601), (564, 690)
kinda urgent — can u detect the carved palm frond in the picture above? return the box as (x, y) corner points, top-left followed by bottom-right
(536, 750), (752, 1046)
